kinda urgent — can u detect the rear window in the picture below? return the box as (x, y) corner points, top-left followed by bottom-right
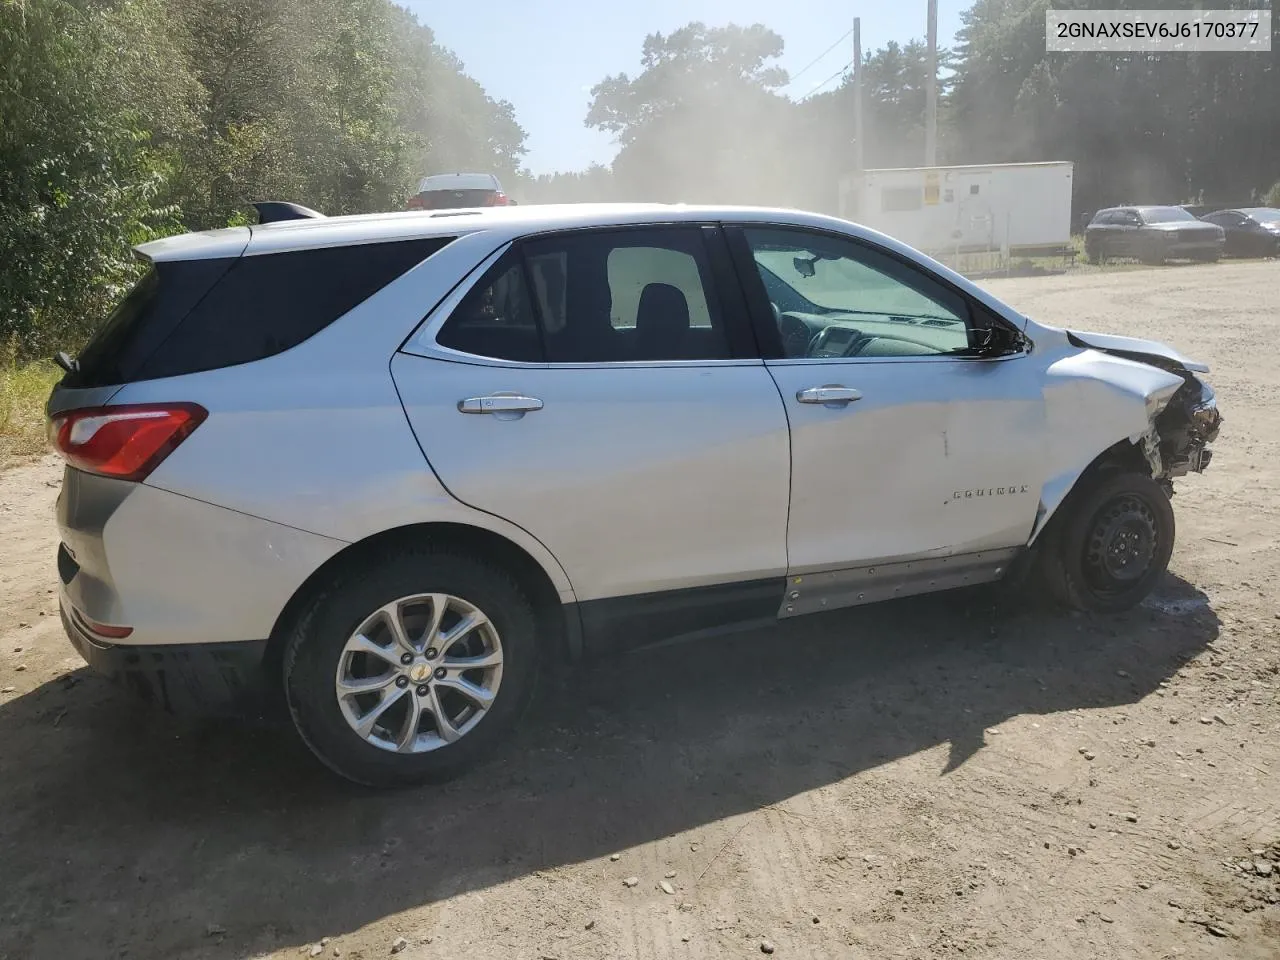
(417, 190), (499, 209)
(69, 237), (452, 386)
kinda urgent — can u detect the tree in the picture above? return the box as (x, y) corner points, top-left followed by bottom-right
(390, 6), (527, 185)
(949, 0), (1280, 218)
(1, 0), (529, 360)
(517, 164), (617, 204)
(779, 40), (956, 212)
(0, 0), (191, 355)
(586, 23), (795, 204)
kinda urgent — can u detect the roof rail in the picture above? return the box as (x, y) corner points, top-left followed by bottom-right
(252, 201), (326, 224)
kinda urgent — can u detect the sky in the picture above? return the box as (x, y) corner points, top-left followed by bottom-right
(403, 0), (964, 175)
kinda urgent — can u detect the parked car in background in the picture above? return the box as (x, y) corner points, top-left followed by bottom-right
(1197, 208), (1280, 258)
(47, 202), (1221, 787)
(405, 173), (513, 210)
(1084, 206), (1224, 265)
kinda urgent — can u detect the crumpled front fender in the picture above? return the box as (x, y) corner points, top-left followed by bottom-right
(1029, 350), (1186, 542)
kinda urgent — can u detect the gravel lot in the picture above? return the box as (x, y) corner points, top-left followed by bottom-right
(1, 261), (1277, 960)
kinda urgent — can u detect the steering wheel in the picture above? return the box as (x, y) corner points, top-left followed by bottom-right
(777, 312), (813, 358)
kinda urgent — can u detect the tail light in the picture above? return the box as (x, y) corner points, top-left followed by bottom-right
(406, 193), (425, 210)
(485, 192), (511, 206)
(48, 403), (207, 482)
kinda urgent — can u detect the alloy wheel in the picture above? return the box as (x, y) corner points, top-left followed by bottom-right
(334, 593), (504, 753)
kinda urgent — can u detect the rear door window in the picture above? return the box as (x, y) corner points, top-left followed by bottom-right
(606, 246), (715, 330)
(525, 227), (732, 363)
(433, 227), (750, 364)
(435, 251), (544, 363)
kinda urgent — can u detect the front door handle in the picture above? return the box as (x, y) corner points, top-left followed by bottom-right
(457, 395), (544, 415)
(796, 385), (862, 405)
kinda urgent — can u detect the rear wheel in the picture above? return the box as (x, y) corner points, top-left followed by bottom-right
(283, 547), (540, 786)
(1038, 471), (1175, 612)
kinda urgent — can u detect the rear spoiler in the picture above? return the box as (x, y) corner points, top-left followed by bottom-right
(252, 201), (326, 224)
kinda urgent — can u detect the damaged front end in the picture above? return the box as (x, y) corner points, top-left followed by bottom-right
(1153, 376), (1221, 478)
(1068, 330), (1223, 482)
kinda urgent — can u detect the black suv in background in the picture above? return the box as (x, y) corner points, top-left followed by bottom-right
(1085, 206), (1224, 265)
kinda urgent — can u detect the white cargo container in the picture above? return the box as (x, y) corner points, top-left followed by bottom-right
(838, 161), (1074, 258)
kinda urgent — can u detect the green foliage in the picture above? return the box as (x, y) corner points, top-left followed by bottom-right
(6, 0), (1276, 371)
(951, 0), (1280, 213)
(0, 340), (62, 463)
(549, 25), (959, 211)
(1, 0), (527, 363)
(390, 7), (526, 183)
(1265, 181), (1280, 208)
(0, 0), (184, 357)
(546, 8), (1276, 222)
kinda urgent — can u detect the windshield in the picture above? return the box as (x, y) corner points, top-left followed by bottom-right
(751, 247), (962, 322)
(1239, 208), (1280, 224)
(1140, 207), (1196, 223)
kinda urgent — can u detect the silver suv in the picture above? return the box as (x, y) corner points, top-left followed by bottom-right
(47, 203), (1221, 786)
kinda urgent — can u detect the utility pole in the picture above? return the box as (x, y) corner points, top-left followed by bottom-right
(853, 18), (863, 173)
(925, 0), (938, 167)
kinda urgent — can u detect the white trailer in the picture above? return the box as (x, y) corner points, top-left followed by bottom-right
(838, 161), (1074, 259)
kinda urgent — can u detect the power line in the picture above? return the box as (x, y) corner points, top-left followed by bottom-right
(786, 28), (855, 87)
(798, 60), (854, 101)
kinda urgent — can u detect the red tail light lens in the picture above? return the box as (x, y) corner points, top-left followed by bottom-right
(48, 403), (207, 481)
(485, 192), (511, 206)
(406, 194), (424, 210)
(72, 607), (134, 640)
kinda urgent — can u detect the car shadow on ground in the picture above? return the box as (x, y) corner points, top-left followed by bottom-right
(0, 576), (1219, 960)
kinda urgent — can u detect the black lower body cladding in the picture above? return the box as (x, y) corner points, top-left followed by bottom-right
(62, 602), (270, 714)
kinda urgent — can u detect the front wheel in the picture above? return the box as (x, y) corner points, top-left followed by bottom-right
(1037, 471), (1175, 612)
(283, 547), (540, 787)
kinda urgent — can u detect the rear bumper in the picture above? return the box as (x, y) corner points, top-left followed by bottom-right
(61, 601), (270, 714)
(55, 466), (344, 647)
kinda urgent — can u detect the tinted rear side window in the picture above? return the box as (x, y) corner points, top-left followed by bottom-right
(70, 258), (235, 388)
(436, 250), (543, 362)
(135, 237), (452, 381)
(434, 228), (735, 364)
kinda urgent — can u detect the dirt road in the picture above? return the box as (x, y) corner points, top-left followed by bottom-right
(1, 262), (1277, 960)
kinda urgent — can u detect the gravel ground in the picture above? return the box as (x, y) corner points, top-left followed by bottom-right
(0, 260), (1277, 960)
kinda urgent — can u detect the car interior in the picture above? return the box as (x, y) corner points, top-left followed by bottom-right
(437, 235), (733, 363)
(754, 260), (976, 360)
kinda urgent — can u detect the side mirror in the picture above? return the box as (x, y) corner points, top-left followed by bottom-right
(977, 324), (1022, 357)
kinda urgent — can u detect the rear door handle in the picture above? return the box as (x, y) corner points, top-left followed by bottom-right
(796, 385), (862, 405)
(457, 395), (544, 415)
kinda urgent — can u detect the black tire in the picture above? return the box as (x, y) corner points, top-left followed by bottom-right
(1139, 239), (1166, 266)
(1037, 471), (1175, 613)
(283, 546), (540, 787)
